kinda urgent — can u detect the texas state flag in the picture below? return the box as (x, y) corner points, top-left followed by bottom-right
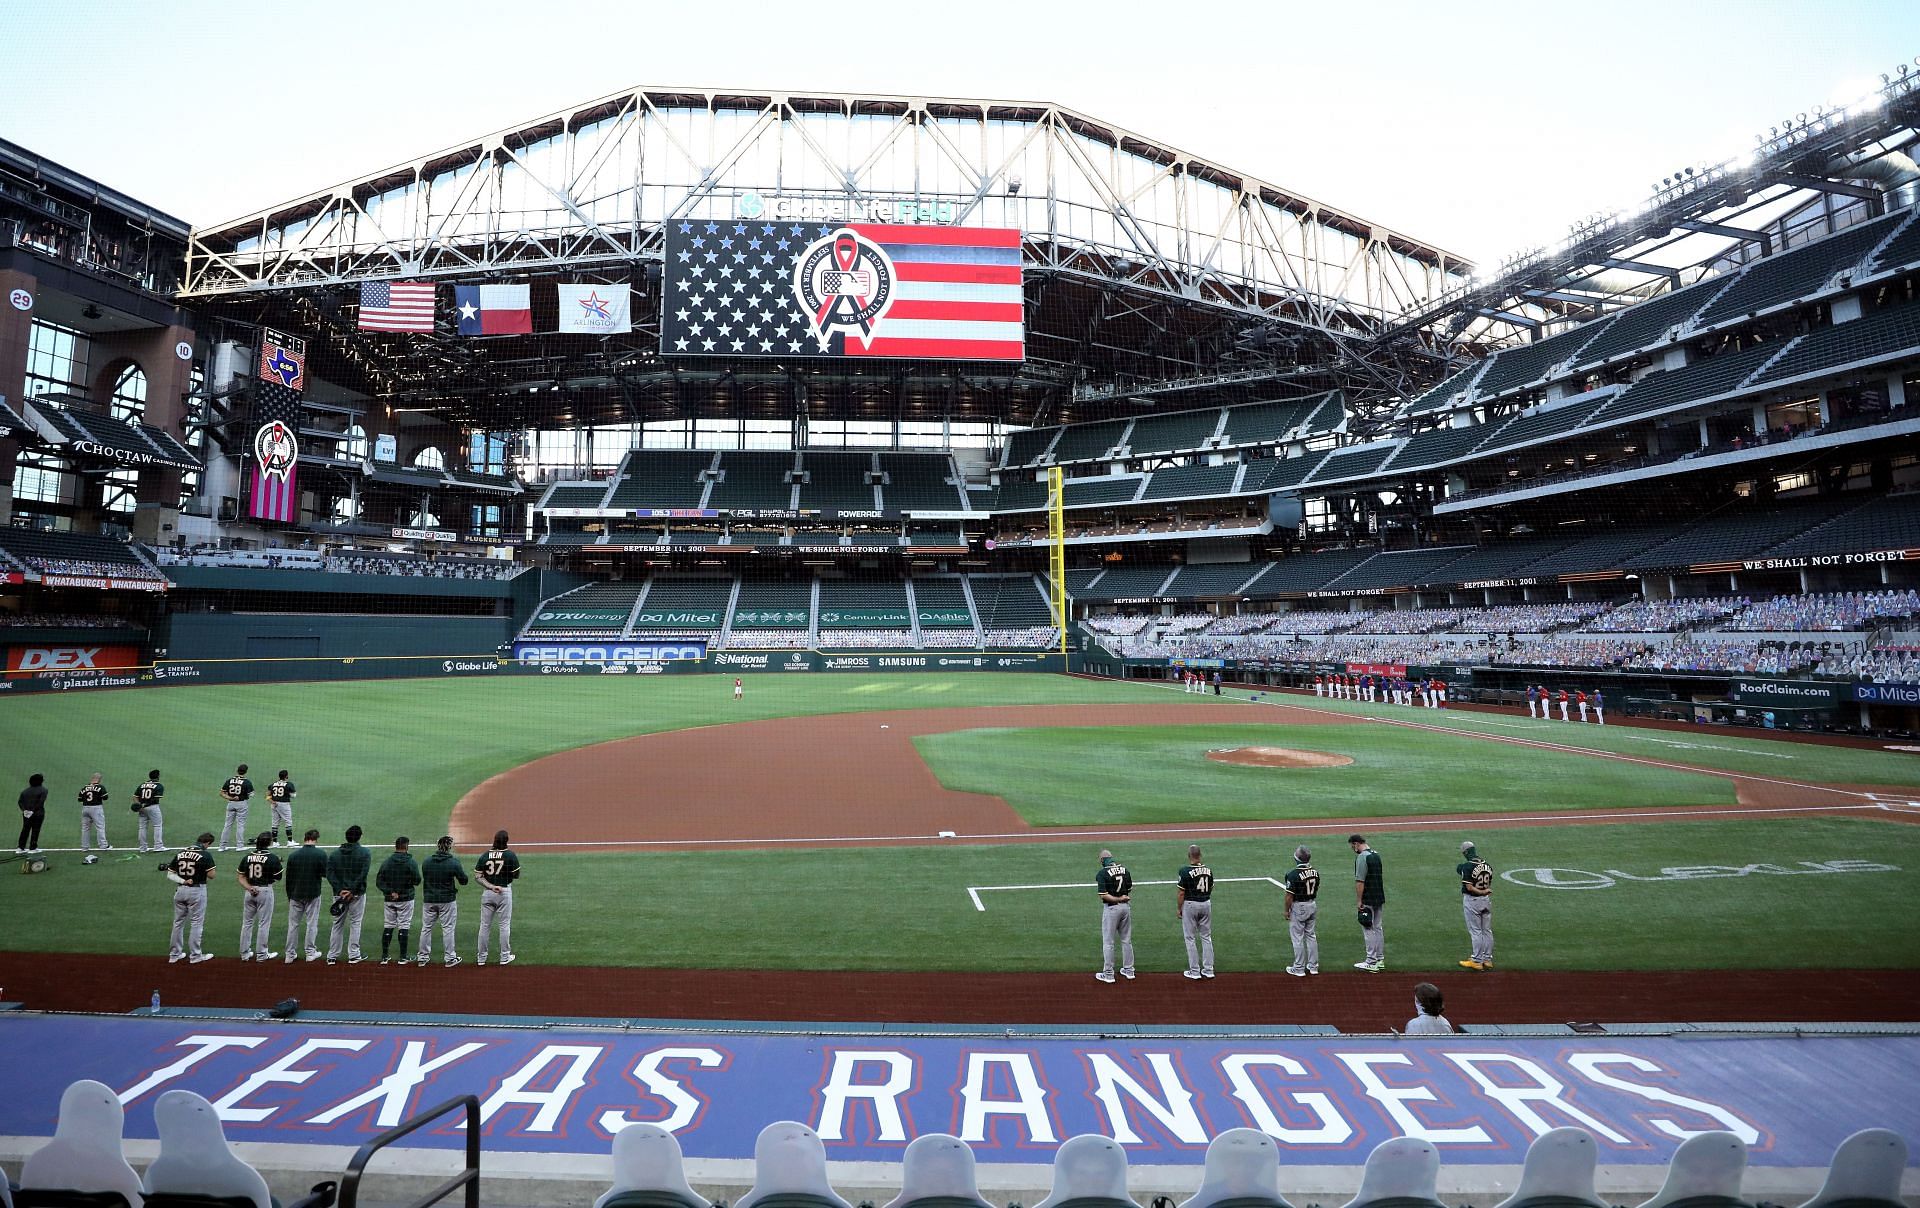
(454, 284), (532, 335)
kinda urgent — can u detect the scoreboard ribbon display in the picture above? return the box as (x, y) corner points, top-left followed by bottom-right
(662, 220), (1023, 361)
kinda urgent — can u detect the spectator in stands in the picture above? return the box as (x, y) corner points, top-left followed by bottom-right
(1405, 982), (1454, 1034)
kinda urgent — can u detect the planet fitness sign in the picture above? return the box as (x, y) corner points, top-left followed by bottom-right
(2, 1016), (1915, 1167)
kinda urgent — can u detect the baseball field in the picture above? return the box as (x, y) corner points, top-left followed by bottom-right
(4, 671), (1919, 1009)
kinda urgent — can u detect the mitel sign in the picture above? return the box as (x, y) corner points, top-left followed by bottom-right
(1853, 681), (1920, 705)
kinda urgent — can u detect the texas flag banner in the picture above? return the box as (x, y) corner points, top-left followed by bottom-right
(556, 282), (632, 334)
(455, 284), (533, 335)
(248, 328), (305, 524)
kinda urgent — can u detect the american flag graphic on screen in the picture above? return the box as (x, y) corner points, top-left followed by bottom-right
(248, 329), (305, 523)
(660, 221), (1023, 360)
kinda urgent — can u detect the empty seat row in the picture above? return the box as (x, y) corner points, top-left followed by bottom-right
(597, 1122), (1903, 1208)
(9, 1079), (1905, 1208)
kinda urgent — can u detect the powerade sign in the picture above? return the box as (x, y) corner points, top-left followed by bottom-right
(5, 1015), (1916, 1168)
(514, 641), (707, 664)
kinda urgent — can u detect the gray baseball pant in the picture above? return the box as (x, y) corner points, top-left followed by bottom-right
(478, 887), (513, 961)
(285, 897), (321, 960)
(137, 806), (163, 850)
(1361, 903), (1386, 965)
(327, 894), (366, 961)
(218, 803), (249, 849)
(271, 803), (294, 842)
(419, 901), (458, 962)
(1100, 902), (1133, 976)
(240, 886), (276, 957)
(79, 805), (109, 851)
(1181, 900), (1214, 975)
(169, 885), (206, 959)
(1289, 900), (1319, 971)
(1464, 897), (1493, 964)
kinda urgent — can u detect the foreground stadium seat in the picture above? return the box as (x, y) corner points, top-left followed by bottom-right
(139, 1091), (335, 1208)
(1491, 1128), (1607, 1208)
(1339, 1136), (1444, 1208)
(1179, 1128), (1293, 1208)
(734, 1122), (853, 1208)
(141, 1090), (273, 1208)
(1797, 1129), (1909, 1208)
(17, 1080), (143, 1208)
(597, 1124), (712, 1208)
(883, 1133), (995, 1208)
(1033, 1134), (1138, 1208)
(1636, 1132), (1753, 1208)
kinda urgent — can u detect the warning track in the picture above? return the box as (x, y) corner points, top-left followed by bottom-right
(451, 696), (1919, 852)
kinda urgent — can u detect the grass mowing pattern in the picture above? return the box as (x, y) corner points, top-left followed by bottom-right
(1240, 689), (1920, 786)
(5, 818), (1913, 974)
(914, 724), (1736, 825)
(0, 673), (1186, 849)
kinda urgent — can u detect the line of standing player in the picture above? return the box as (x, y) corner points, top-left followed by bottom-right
(1092, 834), (1496, 980)
(156, 826), (524, 968)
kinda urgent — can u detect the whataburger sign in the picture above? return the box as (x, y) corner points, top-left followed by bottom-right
(5, 1015), (1911, 1167)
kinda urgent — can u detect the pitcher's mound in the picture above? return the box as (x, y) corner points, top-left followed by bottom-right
(1207, 746), (1354, 769)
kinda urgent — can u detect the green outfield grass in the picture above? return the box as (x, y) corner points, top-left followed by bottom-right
(4, 817), (1913, 973)
(1239, 688), (1920, 787)
(914, 723), (1735, 824)
(3, 672), (1916, 975)
(0, 673), (1185, 847)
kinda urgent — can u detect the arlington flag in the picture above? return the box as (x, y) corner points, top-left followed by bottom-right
(557, 283), (632, 335)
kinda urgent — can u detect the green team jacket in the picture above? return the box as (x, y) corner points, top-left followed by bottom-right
(325, 841), (371, 897)
(376, 851), (422, 901)
(420, 851), (469, 904)
(283, 845), (329, 902)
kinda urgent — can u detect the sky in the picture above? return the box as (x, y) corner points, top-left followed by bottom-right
(3, 0), (1918, 266)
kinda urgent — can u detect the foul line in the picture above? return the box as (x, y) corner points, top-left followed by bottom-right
(413, 800), (1889, 852)
(967, 875), (1283, 911)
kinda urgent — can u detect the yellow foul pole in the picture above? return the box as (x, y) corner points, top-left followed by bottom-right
(1047, 465), (1067, 659)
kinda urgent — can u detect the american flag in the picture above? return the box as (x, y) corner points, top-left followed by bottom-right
(358, 281), (437, 332)
(660, 220), (1023, 360)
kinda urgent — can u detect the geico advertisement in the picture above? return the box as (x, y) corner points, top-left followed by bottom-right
(513, 642), (707, 663)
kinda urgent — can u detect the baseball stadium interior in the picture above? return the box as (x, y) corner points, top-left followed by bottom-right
(5, 41), (1920, 1208)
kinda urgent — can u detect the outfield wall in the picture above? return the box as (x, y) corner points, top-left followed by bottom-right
(0, 647), (1069, 693)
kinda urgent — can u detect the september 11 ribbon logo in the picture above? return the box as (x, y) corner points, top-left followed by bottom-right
(793, 226), (895, 350)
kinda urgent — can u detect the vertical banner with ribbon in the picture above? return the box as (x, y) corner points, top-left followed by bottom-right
(248, 328), (305, 523)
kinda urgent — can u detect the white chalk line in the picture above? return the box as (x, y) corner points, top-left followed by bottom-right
(424, 801), (1887, 852)
(967, 875), (1284, 912)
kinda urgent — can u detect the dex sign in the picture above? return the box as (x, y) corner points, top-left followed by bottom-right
(5, 644), (142, 677)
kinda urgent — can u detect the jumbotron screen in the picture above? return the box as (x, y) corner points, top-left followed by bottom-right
(660, 218), (1024, 361)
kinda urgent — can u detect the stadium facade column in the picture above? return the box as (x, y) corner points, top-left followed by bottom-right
(0, 265), (36, 526)
(87, 322), (197, 543)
